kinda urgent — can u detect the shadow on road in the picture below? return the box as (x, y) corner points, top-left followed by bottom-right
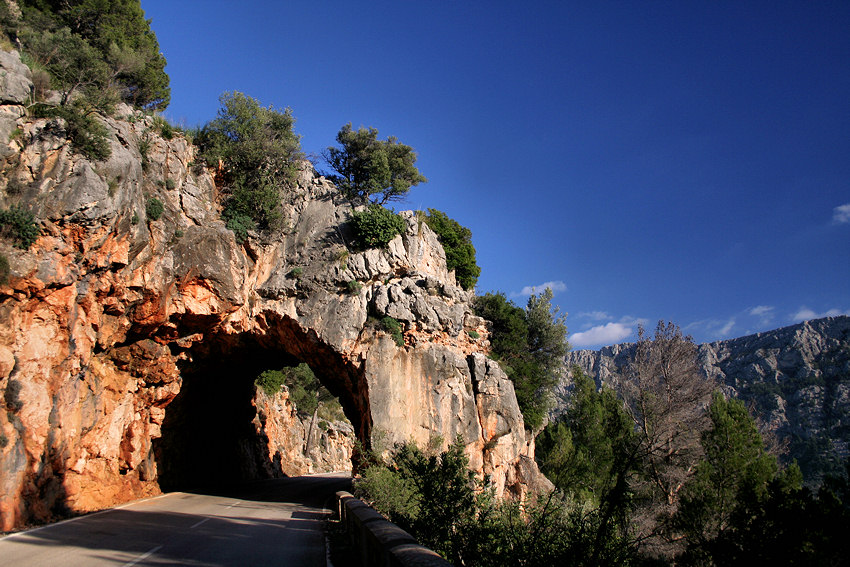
(0, 473), (354, 567)
(181, 472), (353, 506)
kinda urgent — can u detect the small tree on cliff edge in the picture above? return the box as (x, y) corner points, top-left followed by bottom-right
(197, 91), (303, 238)
(324, 123), (426, 205)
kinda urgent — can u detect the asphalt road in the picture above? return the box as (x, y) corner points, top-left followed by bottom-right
(0, 473), (352, 567)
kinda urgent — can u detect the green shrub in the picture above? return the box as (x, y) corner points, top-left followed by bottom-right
(223, 211), (255, 243)
(255, 369), (287, 396)
(423, 208), (481, 290)
(0, 205), (39, 249)
(289, 267), (303, 278)
(130, 211), (139, 224)
(138, 133), (151, 171)
(145, 197), (164, 221)
(255, 363), (340, 419)
(165, 178), (176, 190)
(197, 92), (302, 233)
(349, 205), (405, 249)
(347, 280), (362, 294)
(467, 330), (480, 339)
(68, 109), (111, 160)
(153, 116), (174, 140)
(0, 254), (9, 285)
(381, 316), (404, 347)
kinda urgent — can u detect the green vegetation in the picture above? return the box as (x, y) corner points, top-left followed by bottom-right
(58, 102), (111, 160)
(255, 363), (345, 421)
(11, 0), (170, 110)
(423, 208), (480, 290)
(0, 205), (39, 249)
(346, 279), (362, 294)
(288, 266), (303, 278)
(358, 438), (641, 566)
(0, 253), (10, 285)
(145, 197), (163, 221)
(473, 288), (568, 429)
(536, 367), (639, 562)
(0, 1), (171, 160)
(324, 123), (426, 204)
(349, 204), (406, 249)
(197, 92), (302, 239)
(381, 316), (404, 347)
(531, 331), (850, 565)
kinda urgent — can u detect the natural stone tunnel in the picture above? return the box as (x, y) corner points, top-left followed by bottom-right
(154, 312), (369, 491)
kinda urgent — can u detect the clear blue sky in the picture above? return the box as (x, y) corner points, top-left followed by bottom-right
(142, 0), (850, 348)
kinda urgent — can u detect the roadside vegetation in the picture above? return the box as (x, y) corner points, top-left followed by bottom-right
(359, 322), (850, 565)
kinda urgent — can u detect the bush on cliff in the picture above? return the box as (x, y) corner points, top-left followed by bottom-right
(255, 363), (344, 420)
(0, 205), (39, 249)
(349, 204), (405, 249)
(197, 92), (303, 237)
(422, 208), (480, 290)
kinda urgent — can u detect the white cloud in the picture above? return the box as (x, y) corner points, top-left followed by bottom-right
(512, 280), (567, 297)
(577, 311), (613, 321)
(833, 203), (850, 224)
(717, 318), (736, 337)
(570, 322), (634, 348)
(686, 317), (737, 339)
(748, 305), (774, 317)
(792, 306), (850, 322)
(619, 315), (650, 328)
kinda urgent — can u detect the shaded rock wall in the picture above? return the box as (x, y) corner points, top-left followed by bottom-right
(0, 51), (541, 529)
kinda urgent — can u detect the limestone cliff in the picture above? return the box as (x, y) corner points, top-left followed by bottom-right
(0, 50), (542, 530)
(559, 316), (850, 485)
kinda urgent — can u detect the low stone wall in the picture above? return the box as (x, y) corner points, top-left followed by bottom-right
(336, 491), (453, 567)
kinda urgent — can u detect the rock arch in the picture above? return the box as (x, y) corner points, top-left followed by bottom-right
(0, 84), (546, 530)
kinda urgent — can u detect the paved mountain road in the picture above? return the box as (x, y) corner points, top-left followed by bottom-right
(0, 473), (352, 567)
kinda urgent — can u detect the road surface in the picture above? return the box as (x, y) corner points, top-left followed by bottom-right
(0, 473), (352, 567)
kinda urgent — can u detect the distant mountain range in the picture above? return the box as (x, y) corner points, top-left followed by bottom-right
(558, 316), (850, 486)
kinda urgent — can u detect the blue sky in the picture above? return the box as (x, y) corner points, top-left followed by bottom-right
(142, 1), (850, 348)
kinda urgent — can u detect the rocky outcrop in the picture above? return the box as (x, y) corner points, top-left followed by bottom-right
(559, 316), (850, 485)
(0, 51), (540, 529)
(251, 387), (354, 477)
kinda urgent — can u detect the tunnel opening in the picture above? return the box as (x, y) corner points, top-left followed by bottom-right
(153, 315), (369, 492)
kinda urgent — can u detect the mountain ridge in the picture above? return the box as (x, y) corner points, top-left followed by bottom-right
(559, 315), (850, 485)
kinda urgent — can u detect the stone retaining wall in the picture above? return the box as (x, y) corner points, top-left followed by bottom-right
(336, 491), (453, 567)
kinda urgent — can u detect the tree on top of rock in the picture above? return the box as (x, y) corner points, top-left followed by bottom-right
(324, 123), (427, 205)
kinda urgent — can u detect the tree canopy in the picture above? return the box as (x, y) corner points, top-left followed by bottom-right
(324, 123), (426, 204)
(15, 0), (170, 110)
(473, 288), (568, 429)
(197, 91), (303, 238)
